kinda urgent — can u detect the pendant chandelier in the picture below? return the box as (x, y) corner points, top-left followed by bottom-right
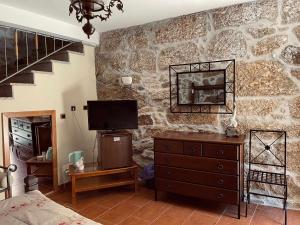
(69, 0), (124, 39)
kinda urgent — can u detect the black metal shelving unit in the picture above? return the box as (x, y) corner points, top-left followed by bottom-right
(246, 129), (287, 225)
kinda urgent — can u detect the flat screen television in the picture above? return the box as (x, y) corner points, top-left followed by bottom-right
(87, 100), (138, 130)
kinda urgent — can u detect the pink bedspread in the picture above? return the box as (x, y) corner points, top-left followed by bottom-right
(0, 191), (101, 225)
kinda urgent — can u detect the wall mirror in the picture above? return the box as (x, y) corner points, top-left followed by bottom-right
(169, 59), (235, 114)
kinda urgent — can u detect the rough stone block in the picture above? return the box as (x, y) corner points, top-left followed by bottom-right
(247, 27), (276, 39)
(158, 42), (200, 70)
(100, 29), (125, 52)
(237, 61), (298, 96)
(237, 99), (281, 116)
(282, 0), (300, 24)
(281, 45), (300, 65)
(166, 113), (218, 125)
(129, 50), (156, 73)
(207, 30), (247, 59)
(212, 0), (278, 30)
(252, 35), (288, 56)
(154, 12), (207, 44)
(289, 96), (300, 118)
(127, 26), (149, 49)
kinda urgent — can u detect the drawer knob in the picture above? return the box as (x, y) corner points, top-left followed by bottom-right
(27, 134), (31, 138)
(217, 163), (224, 170)
(15, 137), (19, 140)
(26, 126), (30, 129)
(216, 150), (224, 155)
(217, 193), (224, 199)
(14, 130), (18, 132)
(217, 179), (224, 185)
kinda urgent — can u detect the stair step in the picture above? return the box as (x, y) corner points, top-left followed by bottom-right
(50, 51), (70, 62)
(66, 42), (84, 53)
(0, 85), (13, 97)
(6, 72), (34, 84)
(30, 61), (53, 72)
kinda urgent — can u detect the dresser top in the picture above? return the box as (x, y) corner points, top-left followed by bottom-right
(13, 116), (50, 124)
(152, 131), (245, 144)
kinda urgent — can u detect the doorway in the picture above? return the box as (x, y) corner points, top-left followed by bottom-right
(2, 110), (58, 197)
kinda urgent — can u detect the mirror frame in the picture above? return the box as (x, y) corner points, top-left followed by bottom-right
(169, 59), (236, 114)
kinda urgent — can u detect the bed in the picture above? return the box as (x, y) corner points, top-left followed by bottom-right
(0, 190), (102, 225)
(0, 164), (101, 225)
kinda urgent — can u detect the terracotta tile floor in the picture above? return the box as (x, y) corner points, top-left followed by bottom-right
(48, 186), (300, 225)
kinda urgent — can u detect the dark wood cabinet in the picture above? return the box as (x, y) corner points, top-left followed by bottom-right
(98, 132), (133, 170)
(153, 131), (245, 218)
(10, 117), (51, 161)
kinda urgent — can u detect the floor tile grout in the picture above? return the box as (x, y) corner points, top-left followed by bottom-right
(249, 204), (259, 225)
(93, 192), (136, 221)
(149, 203), (173, 225)
(116, 201), (145, 225)
(181, 209), (196, 225)
(215, 205), (228, 225)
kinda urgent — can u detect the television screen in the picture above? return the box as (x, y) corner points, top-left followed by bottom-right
(87, 100), (138, 130)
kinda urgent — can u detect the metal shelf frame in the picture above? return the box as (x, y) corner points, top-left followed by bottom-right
(246, 129), (287, 225)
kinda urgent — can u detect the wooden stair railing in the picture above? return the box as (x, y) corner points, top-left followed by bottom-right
(0, 25), (84, 98)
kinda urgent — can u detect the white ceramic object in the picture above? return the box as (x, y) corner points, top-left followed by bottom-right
(37, 155), (44, 161)
(121, 76), (132, 86)
(75, 157), (85, 171)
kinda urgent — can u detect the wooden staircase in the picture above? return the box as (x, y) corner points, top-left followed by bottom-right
(0, 26), (84, 98)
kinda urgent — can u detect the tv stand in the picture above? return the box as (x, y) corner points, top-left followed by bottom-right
(98, 131), (133, 170)
(68, 164), (138, 205)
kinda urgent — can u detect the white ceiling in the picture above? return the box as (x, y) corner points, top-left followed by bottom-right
(0, 0), (254, 32)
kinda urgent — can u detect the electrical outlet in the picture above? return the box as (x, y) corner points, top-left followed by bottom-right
(60, 114), (66, 119)
(71, 106), (76, 111)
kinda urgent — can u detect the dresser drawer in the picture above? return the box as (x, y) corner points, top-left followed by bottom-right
(18, 121), (31, 132)
(155, 152), (238, 175)
(155, 166), (238, 190)
(156, 178), (239, 205)
(11, 118), (19, 128)
(13, 134), (33, 149)
(183, 142), (202, 156)
(15, 144), (34, 161)
(202, 143), (238, 160)
(155, 139), (183, 154)
(11, 127), (32, 139)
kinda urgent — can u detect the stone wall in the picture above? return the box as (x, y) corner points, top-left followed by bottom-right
(95, 0), (300, 208)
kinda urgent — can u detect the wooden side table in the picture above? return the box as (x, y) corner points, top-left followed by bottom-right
(68, 163), (138, 205)
(26, 157), (53, 178)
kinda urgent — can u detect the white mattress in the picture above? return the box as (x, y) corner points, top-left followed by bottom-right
(0, 190), (101, 225)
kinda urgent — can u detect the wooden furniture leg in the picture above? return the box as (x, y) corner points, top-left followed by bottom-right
(134, 167), (138, 192)
(27, 164), (31, 175)
(71, 176), (76, 205)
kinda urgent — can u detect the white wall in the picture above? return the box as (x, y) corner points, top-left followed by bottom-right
(0, 3), (99, 46)
(0, 45), (98, 199)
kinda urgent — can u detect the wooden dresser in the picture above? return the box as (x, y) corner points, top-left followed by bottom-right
(10, 117), (51, 161)
(153, 131), (245, 218)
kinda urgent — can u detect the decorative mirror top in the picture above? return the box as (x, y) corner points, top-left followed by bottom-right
(169, 59), (235, 114)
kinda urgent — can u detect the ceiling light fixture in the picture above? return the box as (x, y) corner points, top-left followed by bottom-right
(69, 0), (124, 39)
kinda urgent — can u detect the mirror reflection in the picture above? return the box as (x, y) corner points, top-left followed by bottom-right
(178, 71), (225, 105)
